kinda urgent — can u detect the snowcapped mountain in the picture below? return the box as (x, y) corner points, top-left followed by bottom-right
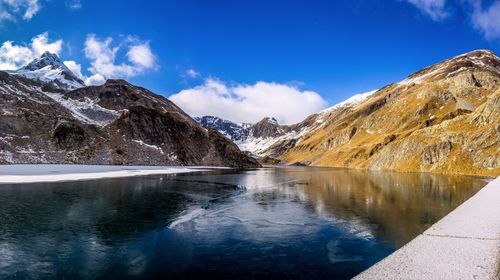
(195, 116), (290, 156)
(8, 51), (85, 91)
(195, 89), (379, 158)
(195, 116), (250, 142)
(0, 67), (259, 167)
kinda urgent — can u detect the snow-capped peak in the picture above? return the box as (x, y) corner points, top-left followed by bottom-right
(8, 52), (85, 91)
(195, 116), (250, 142)
(22, 51), (67, 71)
(398, 49), (500, 87)
(320, 89), (378, 114)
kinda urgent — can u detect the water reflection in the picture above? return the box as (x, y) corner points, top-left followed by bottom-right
(284, 167), (485, 246)
(0, 168), (486, 279)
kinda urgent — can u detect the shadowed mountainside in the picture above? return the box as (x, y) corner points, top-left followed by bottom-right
(0, 53), (260, 168)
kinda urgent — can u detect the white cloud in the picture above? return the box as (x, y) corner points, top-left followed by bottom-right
(169, 78), (327, 125)
(0, 32), (157, 86)
(31, 32), (63, 57)
(470, 0), (500, 40)
(0, 32), (62, 70)
(185, 68), (200, 78)
(0, 10), (15, 21)
(84, 34), (157, 81)
(0, 41), (32, 70)
(66, 0), (81, 10)
(405, 0), (449, 21)
(127, 43), (156, 69)
(403, 0), (500, 40)
(23, 0), (40, 19)
(63, 60), (106, 85)
(63, 60), (83, 78)
(0, 0), (41, 22)
(85, 73), (106, 86)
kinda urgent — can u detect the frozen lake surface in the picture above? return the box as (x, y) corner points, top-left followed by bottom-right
(0, 164), (212, 183)
(0, 167), (487, 279)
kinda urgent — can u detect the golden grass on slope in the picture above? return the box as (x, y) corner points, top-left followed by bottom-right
(276, 74), (499, 177)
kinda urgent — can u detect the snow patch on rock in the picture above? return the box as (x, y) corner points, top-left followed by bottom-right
(320, 90), (378, 115)
(132, 140), (164, 155)
(43, 92), (120, 126)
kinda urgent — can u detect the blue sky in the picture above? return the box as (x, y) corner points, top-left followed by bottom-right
(0, 0), (499, 123)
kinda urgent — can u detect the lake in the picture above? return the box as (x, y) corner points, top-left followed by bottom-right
(0, 167), (487, 279)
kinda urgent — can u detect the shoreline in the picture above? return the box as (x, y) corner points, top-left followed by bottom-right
(354, 176), (500, 279)
(0, 164), (219, 184)
(270, 164), (496, 181)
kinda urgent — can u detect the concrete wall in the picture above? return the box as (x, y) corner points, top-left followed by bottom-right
(354, 176), (500, 280)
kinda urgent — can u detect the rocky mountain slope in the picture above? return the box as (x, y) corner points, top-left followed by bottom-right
(269, 50), (499, 176)
(0, 53), (259, 168)
(197, 50), (499, 176)
(195, 116), (303, 156)
(195, 116), (251, 142)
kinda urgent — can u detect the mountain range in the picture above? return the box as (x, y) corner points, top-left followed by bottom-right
(195, 88), (378, 156)
(196, 50), (499, 176)
(0, 52), (260, 168)
(1, 49), (498, 176)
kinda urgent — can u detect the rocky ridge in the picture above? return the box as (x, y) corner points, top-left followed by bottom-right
(195, 116), (302, 156)
(271, 50), (500, 176)
(0, 53), (260, 168)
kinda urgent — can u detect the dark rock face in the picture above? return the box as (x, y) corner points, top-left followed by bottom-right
(267, 138), (297, 158)
(251, 117), (289, 138)
(195, 116), (291, 142)
(422, 141), (453, 165)
(194, 114), (327, 161)
(195, 116), (249, 142)
(52, 121), (88, 149)
(194, 115), (314, 162)
(0, 74), (260, 168)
